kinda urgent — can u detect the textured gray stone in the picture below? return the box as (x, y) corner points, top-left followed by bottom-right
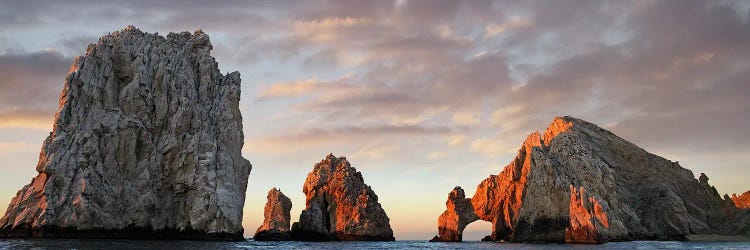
(0, 26), (252, 240)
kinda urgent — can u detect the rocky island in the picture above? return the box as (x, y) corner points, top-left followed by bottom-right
(291, 154), (394, 241)
(254, 188), (293, 241)
(0, 26), (252, 240)
(431, 116), (748, 244)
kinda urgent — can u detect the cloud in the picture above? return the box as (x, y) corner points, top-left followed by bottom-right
(426, 151), (449, 160)
(275, 124), (454, 140)
(0, 50), (71, 129)
(0, 110), (55, 130)
(292, 16), (372, 42)
(256, 78), (330, 101)
(451, 112), (480, 126)
(469, 138), (517, 156)
(352, 141), (398, 160)
(447, 135), (467, 146)
(0, 142), (38, 158)
(246, 124), (455, 154)
(1, 0), (749, 194)
(484, 15), (531, 38)
(492, 0), (750, 155)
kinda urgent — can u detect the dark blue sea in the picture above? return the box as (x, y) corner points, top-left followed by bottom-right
(1, 239), (749, 249)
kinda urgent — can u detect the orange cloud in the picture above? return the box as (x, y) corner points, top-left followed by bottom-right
(484, 16), (532, 38)
(0, 110), (54, 130)
(469, 138), (517, 156)
(292, 16), (371, 42)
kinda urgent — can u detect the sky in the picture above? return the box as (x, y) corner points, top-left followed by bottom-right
(1, 0), (749, 240)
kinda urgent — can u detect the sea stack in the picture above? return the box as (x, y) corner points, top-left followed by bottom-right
(431, 116), (747, 244)
(0, 26), (252, 240)
(291, 154), (394, 241)
(254, 188), (292, 241)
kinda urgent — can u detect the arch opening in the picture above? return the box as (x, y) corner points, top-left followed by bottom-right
(461, 220), (493, 241)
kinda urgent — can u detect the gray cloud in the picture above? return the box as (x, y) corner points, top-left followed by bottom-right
(497, 1), (750, 150)
(0, 50), (71, 113)
(2, 1), (749, 181)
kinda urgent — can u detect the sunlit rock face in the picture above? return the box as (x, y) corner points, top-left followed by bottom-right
(429, 187), (478, 242)
(432, 116), (742, 244)
(732, 192), (750, 209)
(0, 26), (252, 240)
(291, 154), (394, 241)
(254, 188), (292, 241)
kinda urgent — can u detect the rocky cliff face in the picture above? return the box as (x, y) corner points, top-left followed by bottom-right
(291, 154), (394, 241)
(431, 116), (743, 243)
(732, 192), (750, 209)
(0, 26), (252, 240)
(254, 188), (292, 241)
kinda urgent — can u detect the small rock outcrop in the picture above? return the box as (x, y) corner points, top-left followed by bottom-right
(431, 116), (744, 243)
(254, 188), (292, 241)
(0, 26), (252, 240)
(429, 187), (477, 242)
(291, 154), (394, 241)
(731, 192), (750, 209)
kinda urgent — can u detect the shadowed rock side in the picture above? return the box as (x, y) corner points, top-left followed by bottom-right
(732, 192), (750, 209)
(0, 26), (252, 240)
(431, 116), (746, 244)
(254, 188), (292, 241)
(291, 154), (394, 241)
(732, 191), (750, 234)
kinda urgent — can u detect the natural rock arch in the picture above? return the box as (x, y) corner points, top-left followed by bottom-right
(430, 116), (744, 244)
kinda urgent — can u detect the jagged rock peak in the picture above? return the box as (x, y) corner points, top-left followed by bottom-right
(732, 191), (750, 209)
(254, 188), (293, 241)
(432, 116), (744, 244)
(0, 26), (252, 240)
(291, 154), (394, 241)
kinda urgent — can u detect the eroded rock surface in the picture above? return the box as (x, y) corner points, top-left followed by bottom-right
(0, 26), (252, 240)
(291, 154), (394, 241)
(254, 188), (292, 241)
(432, 116), (742, 244)
(732, 192), (750, 209)
(429, 187), (478, 242)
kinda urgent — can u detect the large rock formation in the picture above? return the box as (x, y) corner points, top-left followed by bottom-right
(732, 192), (750, 209)
(0, 26), (252, 240)
(254, 188), (292, 241)
(431, 116), (745, 244)
(291, 154), (394, 241)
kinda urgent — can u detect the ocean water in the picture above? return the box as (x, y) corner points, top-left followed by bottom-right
(1, 240), (749, 250)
